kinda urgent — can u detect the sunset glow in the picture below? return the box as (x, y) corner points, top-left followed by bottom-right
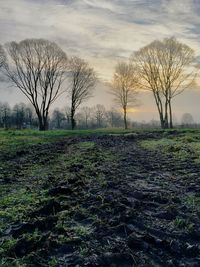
(1, 0), (200, 122)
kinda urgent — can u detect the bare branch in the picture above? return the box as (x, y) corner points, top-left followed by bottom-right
(110, 61), (139, 129)
(2, 38), (68, 130)
(132, 37), (195, 128)
(67, 56), (97, 129)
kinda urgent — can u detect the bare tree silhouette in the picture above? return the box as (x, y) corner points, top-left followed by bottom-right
(3, 39), (67, 130)
(133, 37), (194, 128)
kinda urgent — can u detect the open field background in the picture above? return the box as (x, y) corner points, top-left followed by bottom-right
(0, 129), (200, 267)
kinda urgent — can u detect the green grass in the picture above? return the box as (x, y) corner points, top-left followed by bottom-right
(0, 128), (117, 263)
(140, 131), (200, 162)
(1, 127), (200, 266)
(77, 141), (95, 149)
(1, 127), (200, 150)
(0, 128), (146, 158)
(184, 193), (200, 213)
(0, 129), (110, 149)
(0, 185), (49, 234)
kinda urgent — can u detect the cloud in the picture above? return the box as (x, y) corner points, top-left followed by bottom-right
(0, 0), (200, 121)
(1, 0), (200, 80)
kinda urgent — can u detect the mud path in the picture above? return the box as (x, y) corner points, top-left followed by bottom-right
(1, 134), (200, 267)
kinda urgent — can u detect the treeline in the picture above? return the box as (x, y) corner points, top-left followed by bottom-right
(1, 101), (196, 130)
(0, 102), (37, 129)
(0, 39), (96, 131)
(52, 105), (125, 129)
(0, 102), (125, 129)
(0, 37), (198, 130)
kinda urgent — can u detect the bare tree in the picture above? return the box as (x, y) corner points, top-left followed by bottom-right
(0, 102), (11, 129)
(67, 56), (96, 130)
(2, 39), (67, 130)
(65, 106), (71, 127)
(110, 62), (138, 129)
(13, 103), (26, 129)
(25, 104), (37, 128)
(0, 45), (6, 84)
(81, 106), (92, 128)
(181, 113), (194, 126)
(0, 44), (5, 68)
(133, 37), (194, 128)
(106, 107), (124, 128)
(51, 108), (65, 129)
(93, 104), (106, 128)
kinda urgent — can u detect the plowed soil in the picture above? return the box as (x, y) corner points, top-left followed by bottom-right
(0, 132), (200, 267)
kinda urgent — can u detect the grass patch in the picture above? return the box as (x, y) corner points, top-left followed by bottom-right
(0, 186), (48, 234)
(1, 128), (200, 266)
(184, 193), (200, 213)
(140, 132), (200, 162)
(77, 141), (95, 149)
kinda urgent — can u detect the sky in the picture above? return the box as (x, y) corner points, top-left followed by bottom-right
(0, 0), (200, 122)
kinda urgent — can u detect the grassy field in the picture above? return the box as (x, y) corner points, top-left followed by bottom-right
(0, 128), (133, 150)
(1, 127), (198, 153)
(0, 128), (200, 266)
(141, 129), (200, 163)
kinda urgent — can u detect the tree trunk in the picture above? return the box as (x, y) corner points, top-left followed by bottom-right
(38, 114), (44, 131)
(164, 99), (169, 129)
(71, 118), (76, 130)
(123, 107), (127, 129)
(71, 108), (76, 130)
(39, 124), (45, 131)
(169, 99), (173, 128)
(39, 122), (48, 131)
(44, 120), (49, 130)
(37, 114), (48, 131)
(159, 114), (165, 129)
(153, 92), (165, 129)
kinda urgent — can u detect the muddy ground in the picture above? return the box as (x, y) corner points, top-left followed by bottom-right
(0, 131), (200, 266)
